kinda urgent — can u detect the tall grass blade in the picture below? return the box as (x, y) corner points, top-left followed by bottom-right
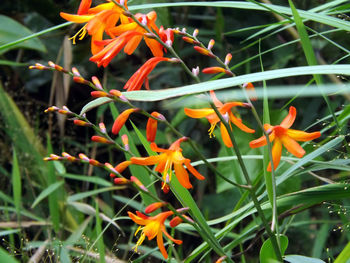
(11, 149), (21, 222)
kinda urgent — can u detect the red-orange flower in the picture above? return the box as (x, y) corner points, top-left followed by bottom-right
(107, 11), (164, 57)
(249, 106), (321, 171)
(123, 57), (171, 91)
(89, 31), (142, 67)
(60, 1), (128, 54)
(130, 137), (205, 191)
(128, 209), (182, 259)
(184, 91), (255, 147)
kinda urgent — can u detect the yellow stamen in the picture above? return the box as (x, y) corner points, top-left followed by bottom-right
(133, 232), (146, 252)
(208, 123), (216, 138)
(69, 24), (87, 45)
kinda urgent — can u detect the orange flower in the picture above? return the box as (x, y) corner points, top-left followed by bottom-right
(184, 91), (255, 147)
(60, 1), (128, 54)
(130, 137), (205, 191)
(89, 31), (142, 67)
(107, 11), (164, 57)
(128, 209), (182, 259)
(124, 57), (171, 91)
(249, 106), (321, 171)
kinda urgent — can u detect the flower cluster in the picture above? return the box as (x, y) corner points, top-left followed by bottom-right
(37, 0), (324, 260)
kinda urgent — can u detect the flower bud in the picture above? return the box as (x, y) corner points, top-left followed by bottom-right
(74, 120), (92, 127)
(91, 76), (103, 90)
(145, 202), (167, 214)
(224, 53), (232, 66)
(91, 135), (114, 144)
(193, 46), (215, 58)
(208, 39), (215, 50)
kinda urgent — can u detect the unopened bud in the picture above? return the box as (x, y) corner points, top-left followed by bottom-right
(182, 37), (200, 45)
(73, 76), (90, 85)
(62, 152), (76, 162)
(130, 176), (148, 192)
(121, 134), (129, 150)
(44, 106), (59, 113)
(192, 66), (200, 76)
(89, 159), (103, 167)
(91, 76), (103, 90)
(208, 39), (215, 50)
(91, 91), (108, 98)
(193, 46), (215, 58)
(73, 120), (92, 127)
(224, 53), (232, 66)
(145, 202), (167, 213)
(193, 29), (199, 37)
(114, 177), (130, 185)
(99, 122), (106, 133)
(91, 135), (114, 144)
(79, 153), (90, 162)
(72, 67), (82, 77)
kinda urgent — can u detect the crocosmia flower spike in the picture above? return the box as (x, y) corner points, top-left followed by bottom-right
(130, 137), (205, 192)
(128, 208), (182, 259)
(249, 106), (321, 171)
(184, 91), (255, 147)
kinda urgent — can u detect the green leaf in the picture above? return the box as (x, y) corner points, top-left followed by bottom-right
(11, 149), (21, 220)
(334, 242), (350, 263)
(0, 15), (46, 54)
(129, 2), (350, 31)
(123, 65), (350, 102)
(0, 21), (71, 54)
(260, 235), (288, 263)
(67, 187), (120, 202)
(80, 97), (113, 115)
(130, 121), (155, 156)
(0, 82), (47, 185)
(95, 202), (106, 263)
(284, 255), (325, 263)
(60, 173), (112, 187)
(0, 60), (28, 67)
(31, 181), (64, 208)
(46, 136), (61, 233)
(0, 247), (19, 263)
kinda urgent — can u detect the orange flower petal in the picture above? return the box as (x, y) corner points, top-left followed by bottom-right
(210, 90), (224, 108)
(229, 112), (255, 133)
(286, 129), (321, 142)
(184, 108), (214, 118)
(184, 160), (205, 180)
(77, 0), (92, 15)
(130, 155), (163, 166)
(60, 13), (93, 23)
(267, 138), (282, 172)
(128, 211), (148, 225)
(280, 106), (296, 129)
(157, 231), (168, 259)
(144, 37), (163, 57)
(150, 142), (167, 153)
(174, 163), (192, 189)
(281, 135), (305, 158)
(124, 34), (143, 55)
(161, 226), (183, 245)
(220, 122), (233, 147)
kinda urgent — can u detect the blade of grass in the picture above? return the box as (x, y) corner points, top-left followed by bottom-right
(95, 201), (106, 263)
(11, 149), (21, 223)
(123, 65), (350, 102)
(46, 136), (60, 233)
(31, 181), (64, 209)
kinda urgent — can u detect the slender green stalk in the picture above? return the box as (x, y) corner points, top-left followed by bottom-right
(210, 102), (283, 261)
